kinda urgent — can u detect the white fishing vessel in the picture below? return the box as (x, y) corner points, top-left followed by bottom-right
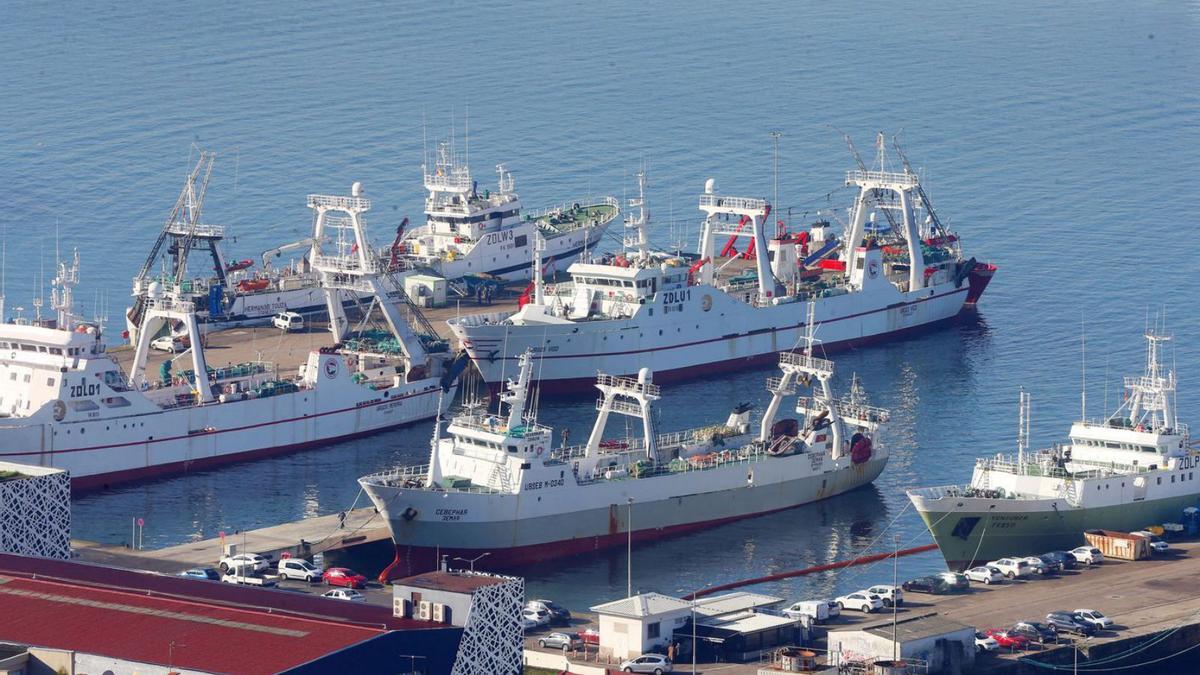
(0, 178), (463, 491)
(448, 137), (996, 392)
(360, 313), (889, 578)
(909, 330), (1198, 569)
(392, 140), (619, 282)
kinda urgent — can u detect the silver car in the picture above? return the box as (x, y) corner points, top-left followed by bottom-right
(619, 653), (673, 673)
(538, 632), (582, 650)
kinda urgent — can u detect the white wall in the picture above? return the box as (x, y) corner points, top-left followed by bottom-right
(393, 585), (473, 627)
(598, 608), (690, 660)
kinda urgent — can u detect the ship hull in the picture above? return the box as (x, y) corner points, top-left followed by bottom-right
(453, 277), (983, 393)
(910, 492), (1199, 569)
(366, 455), (887, 578)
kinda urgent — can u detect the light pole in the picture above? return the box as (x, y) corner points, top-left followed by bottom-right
(398, 654), (426, 674)
(892, 534), (899, 663)
(453, 552), (490, 572)
(627, 497), (634, 598)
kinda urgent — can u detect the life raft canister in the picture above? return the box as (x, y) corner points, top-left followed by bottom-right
(850, 432), (873, 464)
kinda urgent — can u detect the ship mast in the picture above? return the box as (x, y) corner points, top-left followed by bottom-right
(501, 350), (535, 430)
(624, 170), (650, 265)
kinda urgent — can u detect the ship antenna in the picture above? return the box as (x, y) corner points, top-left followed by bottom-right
(1081, 315), (1087, 421)
(1017, 388), (1030, 471)
(770, 130), (782, 235)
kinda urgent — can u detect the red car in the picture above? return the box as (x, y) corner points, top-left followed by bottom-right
(576, 628), (600, 646)
(985, 629), (1031, 650)
(323, 567), (368, 589)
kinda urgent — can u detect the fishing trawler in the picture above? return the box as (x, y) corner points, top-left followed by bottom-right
(0, 177), (464, 490)
(391, 140), (619, 282)
(123, 151), (342, 343)
(908, 330), (1197, 569)
(448, 137), (996, 393)
(359, 312), (889, 578)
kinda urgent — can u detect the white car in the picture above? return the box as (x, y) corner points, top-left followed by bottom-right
(1132, 531), (1170, 553)
(519, 615), (541, 631)
(866, 585), (904, 607)
(975, 631), (1000, 653)
(835, 591), (884, 613)
(277, 558), (323, 582)
(322, 588), (365, 602)
(150, 335), (185, 352)
(522, 607), (551, 628)
(987, 558), (1033, 579)
(1071, 546), (1104, 565)
(1074, 609), (1114, 629)
(219, 553), (269, 574)
(964, 565), (1004, 585)
(273, 311), (304, 332)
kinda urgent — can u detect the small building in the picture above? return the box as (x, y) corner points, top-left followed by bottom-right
(0, 462), (70, 560)
(591, 593), (694, 660)
(392, 566), (525, 675)
(592, 590), (796, 662)
(828, 612), (975, 674)
(404, 273), (448, 308)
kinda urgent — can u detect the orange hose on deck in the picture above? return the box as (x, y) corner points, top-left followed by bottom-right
(685, 543), (938, 599)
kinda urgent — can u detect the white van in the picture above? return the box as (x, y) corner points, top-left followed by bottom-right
(273, 311), (304, 332)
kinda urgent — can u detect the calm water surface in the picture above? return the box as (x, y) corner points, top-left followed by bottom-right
(2, 0), (1198, 609)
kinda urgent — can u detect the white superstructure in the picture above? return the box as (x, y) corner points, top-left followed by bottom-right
(0, 180), (461, 491)
(360, 323), (890, 577)
(449, 138), (996, 392)
(393, 141), (619, 281)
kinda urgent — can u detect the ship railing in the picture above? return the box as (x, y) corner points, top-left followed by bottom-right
(307, 193), (371, 212)
(698, 194), (769, 213)
(766, 375), (797, 395)
(572, 446), (773, 485)
(359, 465), (505, 494)
(906, 484), (970, 500)
(527, 195), (620, 221)
(796, 396), (890, 423)
(779, 351), (835, 375)
(845, 169), (919, 188)
(311, 253), (382, 275)
(423, 171), (474, 193)
(595, 373), (661, 398)
(165, 221), (226, 238)
(141, 295), (195, 314)
(451, 415), (553, 439)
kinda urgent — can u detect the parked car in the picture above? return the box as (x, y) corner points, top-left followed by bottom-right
(323, 567), (367, 589)
(1132, 531), (1170, 553)
(150, 335), (186, 352)
(619, 653), (673, 674)
(522, 607), (551, 628)
(1022, 556), (1059, 575)
(322, 588), (365, 602)
(1073, 609), (1114, 629)
(1042, 550), (1079, 570)
(538, 632), (582, 650)
(987, 558), (1033, 579)
(975, 631), (1000, 653)
(527, 599), (572, 624)
(936, 571), (971, 593)
(984, 629), (1031, 650)
(1011, 621), (1058, 644)
(273, 311), (305, 332)
(1046, 611), (1098, 636)
(1036, 554), (1065, 574)
(1071, 546), (1104, 565)
(964, 565), (1004, 585)
(576, 628), (601, 645)
(520, 615), (541, 631)
(218, 553), (269, 574)
(277, 558), (323, 582)
(866, 585), (904, 607)
(835, 591), (884, 613)
(901, 576), (940, 594)
(178, 567), (220, 581)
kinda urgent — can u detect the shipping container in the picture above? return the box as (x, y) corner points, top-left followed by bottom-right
(1083, 529), (1151, 561)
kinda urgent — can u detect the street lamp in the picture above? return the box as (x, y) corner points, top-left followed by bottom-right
(397, 653), (426, 674)
(627, 497), (634, 598)
(452, 552), (491, 572)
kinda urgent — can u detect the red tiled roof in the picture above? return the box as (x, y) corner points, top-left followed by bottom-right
(0, 573), (381, 674)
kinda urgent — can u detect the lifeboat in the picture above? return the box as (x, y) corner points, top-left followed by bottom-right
(225, 259), (254, 273)
(850, 432), (873, 464)
(237, 278), (270, 292)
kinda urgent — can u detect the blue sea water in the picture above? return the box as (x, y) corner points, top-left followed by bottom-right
(2, 0), (1199, 609)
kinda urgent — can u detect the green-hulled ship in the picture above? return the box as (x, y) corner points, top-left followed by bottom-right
(909, 331), (1198, 569)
